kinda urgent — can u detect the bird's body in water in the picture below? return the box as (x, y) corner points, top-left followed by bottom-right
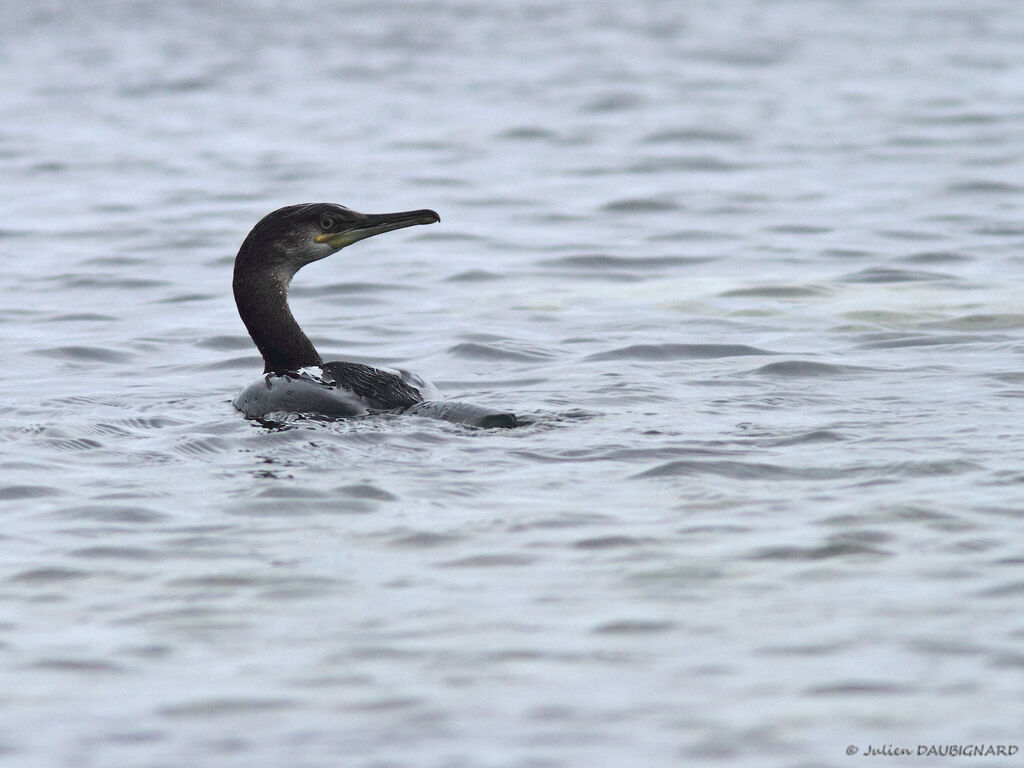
(231, 203), (517, 428)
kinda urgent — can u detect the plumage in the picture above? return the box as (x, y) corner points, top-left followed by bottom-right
(230, 203), (517, 428)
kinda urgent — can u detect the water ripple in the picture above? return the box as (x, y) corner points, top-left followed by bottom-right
(587, 344), (774, 361)
(721, 285), (832, 298)
(748, 542), (889, 560)
(51, 505), (168, 523)
(448, 342), (554, 361)
(840, 267), (954, 283)
(600, 198), (680, 213)
(32, 346), (134, 364)
(753, 361), (876, 377)
(635, 458), (978, 481)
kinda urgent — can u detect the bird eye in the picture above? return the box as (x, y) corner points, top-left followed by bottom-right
(318, 216), (335, 231)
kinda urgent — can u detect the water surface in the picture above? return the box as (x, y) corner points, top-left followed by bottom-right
(2, 1), (1024, 766)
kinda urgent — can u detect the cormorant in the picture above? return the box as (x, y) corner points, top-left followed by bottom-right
(231, 203), (517, 428)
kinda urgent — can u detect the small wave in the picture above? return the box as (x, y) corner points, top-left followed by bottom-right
(0, 484), (61, 500)
(448, 342), (553, 361)
(807, 682), (910, 696)
(820, 248), (872, 259)
(52, 504), (167, 523)
(857, 334), (1001, 350)
(80, 422), (135, 438)
(462, 195), (535, 208)
(409, 175), (468, 188)
(924, 314), (1024, 331)
(61, 276), (169, 290)
(120, 76), (211, 96)
(755, 430), (847, 447)
(633, 460), (846, 481)
(593, 620), (675, 634)
(158, 293), (216, 304)
(45, 395), (123, 408)
(443, 269), (502, 282)
(977, 581), (1024, 598)
(945, 179), (1024, 195)
(41, 437), (104, 452)
(748, 542), (889, 560)
(720, 284), (832, 298)
(388, 531), (463, 548)
(196, 355), (260, 371)
(840, 267), (954, 283)
(495, 126), (561, 141)
(159, 697), (296, 718)
(583, 92), (644, 112)
(440, 553), (537, 567)
(649, 229), (737, 242)
(699, 46), (787, 67)
(291, 282), (406, 297)
(337, 483), (398, 501)
(80, 256), (148, 267)
(754, 361), (873, 377)
(890, 459), (979, 477)
(170, 574), (264, 588)
(43, 313), (119, 322)
(765, 224), (832, 235)
(642, 128), (748, 144)
(972, 223), (1024, 236)
(10, 566), (89, 583)
(540, 254), (706, 270)
(172, 438), (230, 458)
(417, 231), (489, 242)
(71, 546), (162, 561)
(627, 155), (748, 173)
(636, 457), (977, 482)
(30, 657), (125, 673)
(572, 535), (655, 549)
(600, 197), (680, 213)
(253, 486), (328, 501)
(587, 344), (774, 361)
(899, 250), (970, 264)
(196, 335), (251, 351)
(33, 345), (134, 364)
(878, 229), (944, 242)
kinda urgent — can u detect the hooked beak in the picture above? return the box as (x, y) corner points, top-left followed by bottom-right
(315, 209), (440, 250)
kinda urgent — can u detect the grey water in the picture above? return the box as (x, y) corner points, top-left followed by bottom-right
(2, 1), (1024, 765)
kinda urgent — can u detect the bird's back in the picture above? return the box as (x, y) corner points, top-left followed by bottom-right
(321, 361), (424, 411)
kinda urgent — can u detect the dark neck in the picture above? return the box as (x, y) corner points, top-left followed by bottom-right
(233, 264), (323, 374)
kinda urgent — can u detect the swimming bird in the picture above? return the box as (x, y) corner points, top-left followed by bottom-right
(231, 203), (517, 428)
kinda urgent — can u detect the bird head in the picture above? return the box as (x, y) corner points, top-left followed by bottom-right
(236, 202), (440, 280)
